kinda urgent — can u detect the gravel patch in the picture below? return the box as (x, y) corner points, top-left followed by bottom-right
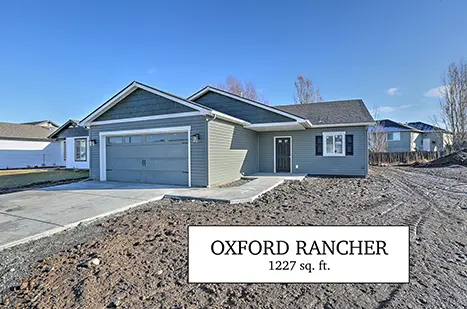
(0, 166), (466, 308)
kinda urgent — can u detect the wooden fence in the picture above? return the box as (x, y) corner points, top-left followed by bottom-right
(369, 151), (443, 165)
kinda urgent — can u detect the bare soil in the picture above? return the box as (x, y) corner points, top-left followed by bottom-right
(422, 149), (467, 168)
(0, 166), (466, 308)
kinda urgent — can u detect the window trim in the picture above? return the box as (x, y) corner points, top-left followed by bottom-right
(74, 138), (87, 162)
(322, 131), (346, 157)
(387, 132), (401, 141)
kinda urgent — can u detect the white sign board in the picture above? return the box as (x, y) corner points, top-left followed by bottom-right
(188, 226), (409, 283)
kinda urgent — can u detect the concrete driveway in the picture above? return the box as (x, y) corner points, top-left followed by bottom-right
(0, 181), (179, 250)
(0, 174), (305, 250)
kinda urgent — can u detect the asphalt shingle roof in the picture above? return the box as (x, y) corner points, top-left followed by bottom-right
(275, 100), (374, 125)
(0, 122), (56, 141)
(407, 121), (448, 133)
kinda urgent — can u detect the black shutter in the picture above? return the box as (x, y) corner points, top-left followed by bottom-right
(316, 136), (323, 156)
(346, 134), (354, 155)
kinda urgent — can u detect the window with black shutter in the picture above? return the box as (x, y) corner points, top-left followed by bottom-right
(345, 134), (354, 155)
(316, 135), (323, 156)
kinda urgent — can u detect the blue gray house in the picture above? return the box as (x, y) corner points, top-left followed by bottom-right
(369, 119), (452, 152)
(80, 81), (374, 187)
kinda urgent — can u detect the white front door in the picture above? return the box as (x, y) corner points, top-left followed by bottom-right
(423, 138), (430, 151)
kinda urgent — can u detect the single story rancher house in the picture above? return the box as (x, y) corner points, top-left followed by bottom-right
(368, 119), (452, 152)
(0, 120), (63, 169)
(48, 119), (90, 169)
(80, 81), (375, 187)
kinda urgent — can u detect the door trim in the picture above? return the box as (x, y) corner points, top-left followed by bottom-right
(273, 136), (292, 173)
(99, 126), (191, 187)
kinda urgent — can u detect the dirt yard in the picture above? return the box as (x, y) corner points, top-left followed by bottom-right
(0, 166), (466, 308)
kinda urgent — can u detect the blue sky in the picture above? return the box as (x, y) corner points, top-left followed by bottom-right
(1, 0), (466, 125)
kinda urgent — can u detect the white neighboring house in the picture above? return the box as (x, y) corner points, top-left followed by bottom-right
(48, 119), (90, 169)
(0, 120), (65, 169)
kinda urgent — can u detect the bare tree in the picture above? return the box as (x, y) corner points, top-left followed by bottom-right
(215, 76), (268, 104)
(439, 60), (467, 151)
(369, 105), (387, 153)
(293, 75), (322, 104)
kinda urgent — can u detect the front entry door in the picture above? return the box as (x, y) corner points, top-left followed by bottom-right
(275, 137), (291, 173)
(423, 138), (431, 151)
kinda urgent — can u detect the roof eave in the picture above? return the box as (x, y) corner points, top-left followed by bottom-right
(311, 122), (376, 128)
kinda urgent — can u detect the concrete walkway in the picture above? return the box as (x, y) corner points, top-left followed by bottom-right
(0, 175), (305, 250)
(167, 173), (306, 203)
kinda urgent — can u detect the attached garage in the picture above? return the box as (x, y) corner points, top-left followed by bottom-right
(100, 127), (190, 186)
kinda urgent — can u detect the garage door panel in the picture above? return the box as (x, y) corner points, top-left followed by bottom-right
(144, 171), (188, 186)
(145, 144), (170, 157)
(107, 170), (144, 183)
(165, 143), (188, 157)
(146, 158), (188, 171)
(106, 131), (189, 186)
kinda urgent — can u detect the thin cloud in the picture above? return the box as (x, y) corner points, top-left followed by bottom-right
(376, 104), (412, 113)
(386, 87), (399, 96)
(424, 85), (448, 98)
(148, 67), (156, 74)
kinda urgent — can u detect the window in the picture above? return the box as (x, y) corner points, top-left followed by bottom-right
(75, 138), (87, 161)
(387, 132), (401, 141)
(147, 134), (165, 143)
(63, 140), (67, 161)
(123, 136), (142, 143)
(108, 136), (123, 144)
(322, 132), (346, 156)
(168, 133), (188, 142)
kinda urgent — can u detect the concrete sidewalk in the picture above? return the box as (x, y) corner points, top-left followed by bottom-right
(0, 175), (304, 250)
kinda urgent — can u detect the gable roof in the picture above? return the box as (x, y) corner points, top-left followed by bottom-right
(81, 81), (212, 125)
(0, 122), (56, 141)
(48, 119), (83, 138)
(81, 81), (249, 126)
(275, 100), (374, 126)
(187, 86), (310, 124)
(369, 119), (423, 133)
(407, 121), (448, 133)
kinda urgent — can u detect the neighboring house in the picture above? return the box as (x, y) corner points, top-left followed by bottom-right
(80, 81), (374, 187)
(0, 121), (64, 169)
(407, 121), (453, 152)
(368, 119), (452, 152)
(21, 120), (59, 130)
(48, 119), (90, 169)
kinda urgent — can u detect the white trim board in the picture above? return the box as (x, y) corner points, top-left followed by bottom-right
(81, 81), (211, 125)
(91, 112), (201, 126)
(312, 122), (375, 128)
(273, 136), (292, 173)
(98, 126), (192, 187)
(188, 86), (309, 123)
(90, 110), (249, 127)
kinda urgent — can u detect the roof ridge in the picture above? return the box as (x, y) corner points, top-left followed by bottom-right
(276, 99), (363, 107)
